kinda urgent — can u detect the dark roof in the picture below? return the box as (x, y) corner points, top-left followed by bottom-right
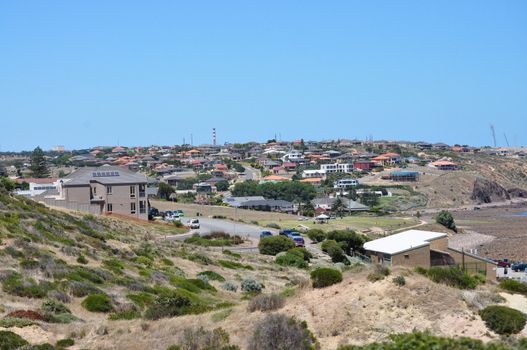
(63, 166), (147, 186)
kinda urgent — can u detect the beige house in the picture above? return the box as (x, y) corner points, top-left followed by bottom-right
(60, 166), (148, 220)
(363, 229), (497, 280)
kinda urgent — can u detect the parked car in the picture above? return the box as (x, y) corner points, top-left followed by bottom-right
(188, 219), (200, 229)
(175, 209), (184, 217)
(260, 231), (273, 238)
(496, 259), (511, 268)
(291, 236), (305, 247)
(511, 263), (527, 272)
(287, 232), (302, 239)
(279, 229), (294, 236)
(148, 207), (160, 220)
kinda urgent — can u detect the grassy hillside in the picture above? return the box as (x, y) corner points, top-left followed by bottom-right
(1, 183), (527, 349)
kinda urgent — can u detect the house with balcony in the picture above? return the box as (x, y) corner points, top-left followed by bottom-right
(59, 166), (149, 220)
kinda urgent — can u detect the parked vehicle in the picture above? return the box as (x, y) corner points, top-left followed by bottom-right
(175, 209), (184, 217)
(260, 231), (273, 238)
(496, 259), (511, 268)
(148, 207), (160, 220)
(188, 219), (200, 229)
(279, 229), (294, 236)
(511, 263), (527, 272)
(291, 236), (305, 247)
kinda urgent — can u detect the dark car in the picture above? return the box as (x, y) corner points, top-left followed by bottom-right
(291, 236), (305, 247)
(511, 263), (527, 272)
(280, 229), (294, 236)
(260, 231), (273, 238)
(496, 259), (511, 268)
(148, 207), (160, 220)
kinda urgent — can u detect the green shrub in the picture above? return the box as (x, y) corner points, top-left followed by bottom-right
(174, 326), (239, 350)
(144, 291), (206, 320)
(197, 271), (225, 282)
(499, 279), (527, 296)
(127, 292), (155, 309)
(392, 276), (406, 286)
(321, 240), (347, 263)
(258, 236), (295, 256)
(1, 272), (48, 298)
(265, 223), (281, 229)
(222, 282), (238, 292)
(310, 268), (342, 288)
(435, 210), (457, 232)
(247, 314), (318, 350)
(222, 250), (241, 259)
(480, 305), (527, 335)
(0, 330), (29, 350)
(56, 338), (75, 348)
(76, 255), (88, 264)
(247, 294), (285, 312)
(275, 253), (308, 269)
(217, 260), (253, 270)
(0, 317), (35, 328)
(425, 266), (479, 289)
(337, 331), (514, 349)
(326, 230), (366, 254)
(287, 247), (312, 261)
(108, 310), (140, 320)
(67, 281), (102, 297)
(241, 279), (263, 294)
(81, 294), (113, 313)
(306, 229), (326, 243)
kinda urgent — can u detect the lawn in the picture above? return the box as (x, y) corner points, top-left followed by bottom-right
(259, 215), (419, 233)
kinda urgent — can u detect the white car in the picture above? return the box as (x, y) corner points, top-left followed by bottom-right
(188, 219), (200, 229)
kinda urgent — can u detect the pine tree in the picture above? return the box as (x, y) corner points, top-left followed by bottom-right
(29, 146), (49, 178)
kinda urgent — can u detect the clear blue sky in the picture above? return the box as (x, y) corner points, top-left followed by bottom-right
(1, 1), (526, 151)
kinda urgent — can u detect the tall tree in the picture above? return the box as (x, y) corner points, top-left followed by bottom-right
(30, 146), (49, 178)
(331, 197), (346, 218)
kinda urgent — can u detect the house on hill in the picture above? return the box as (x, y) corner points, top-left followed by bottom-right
(363, 230), (497, 280)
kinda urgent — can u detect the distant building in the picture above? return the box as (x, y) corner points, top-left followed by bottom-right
(321, 163), (353, 174)
(60, 166), (148, 220)
(334, 178), (359, 189)
(389, 171), (419, 182)
(429, 160), (458, 171)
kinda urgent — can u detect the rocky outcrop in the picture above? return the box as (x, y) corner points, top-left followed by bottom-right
(508, 188), (527, 198)
(470, 178), (510, 203)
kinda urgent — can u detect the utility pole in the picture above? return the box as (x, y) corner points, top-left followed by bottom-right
(504, 133), (510, 147)
(490, 124), (497, 147)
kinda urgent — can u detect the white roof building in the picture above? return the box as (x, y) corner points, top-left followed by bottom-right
(363, 229), (447, 255)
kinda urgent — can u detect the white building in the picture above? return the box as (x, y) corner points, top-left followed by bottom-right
(302, 169), (326, 178)
(334, 178), (359, 189)
(321, 163), (352, 173)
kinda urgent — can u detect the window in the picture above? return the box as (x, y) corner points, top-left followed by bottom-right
(130, 202), (136, 214)
(93, 186), (97, 195)
(130, 185), (136, 198)
(404, 254), (410, 259)
(107, 203), (113, 212)
(139, 184), (146, 197)
(107, 186), (112, 194)
(139, 201), (146, 214)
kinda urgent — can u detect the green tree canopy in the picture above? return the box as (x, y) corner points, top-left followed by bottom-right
(29, 146), (49, 178)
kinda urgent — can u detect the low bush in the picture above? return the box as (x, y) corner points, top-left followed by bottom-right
(1, 272), (48, 298)
(76, 255), (88, 264)
(392, 276), (406, 286)
(222, 282), (238, 292)
(367, 264), (391, 282)
(127, 292), (155, 309)
(67, 281), (102, 297)
(265, 223), (281, 229)
(241, 279), (263, 294)
(337, 331), (518, 349)
(306, 229), (326, 243)
(326, 230), (366, 255)
(0, 317), (34, 328)
(197, 271), (225, 282)
(480, 305), (527, 335)
(144, 289), (210, 320)
(258, 236), (295, 256)
(108, 310), (140, 320)
(184, 233), (243, 247)
(247, 293), (285, 312)
(499, 279), (527, 296)
(425, 266), (480, 289)
(247, 314), (318, 350)
(56, 338), (75, 348)
(217, 260), (253, 270)
(81, 294), (113, 313)
(222, 250), (241, 259)
(0, 330), (29, 349)
(287, 247), (312, 261)
(275, 253), (308, 269)
(310, 268), (342, 288)
(173, 326), (239, 350)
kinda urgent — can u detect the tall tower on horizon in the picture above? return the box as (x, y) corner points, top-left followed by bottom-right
(212, 128), (217, 146)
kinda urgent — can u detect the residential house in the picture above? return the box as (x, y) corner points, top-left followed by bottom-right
(60, 166), (149, 220)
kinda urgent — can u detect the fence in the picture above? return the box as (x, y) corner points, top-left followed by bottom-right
(39, 197), (101, 215)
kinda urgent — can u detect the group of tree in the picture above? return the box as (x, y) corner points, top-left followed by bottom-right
(231, 180), (316, 203)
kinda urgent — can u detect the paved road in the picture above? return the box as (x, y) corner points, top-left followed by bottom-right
(165, 217), (277, 241)
(242, 165), (260, 181)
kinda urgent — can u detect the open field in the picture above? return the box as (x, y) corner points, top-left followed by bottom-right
(424, 204), (527, 261)
(258, 215), (420, 234)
